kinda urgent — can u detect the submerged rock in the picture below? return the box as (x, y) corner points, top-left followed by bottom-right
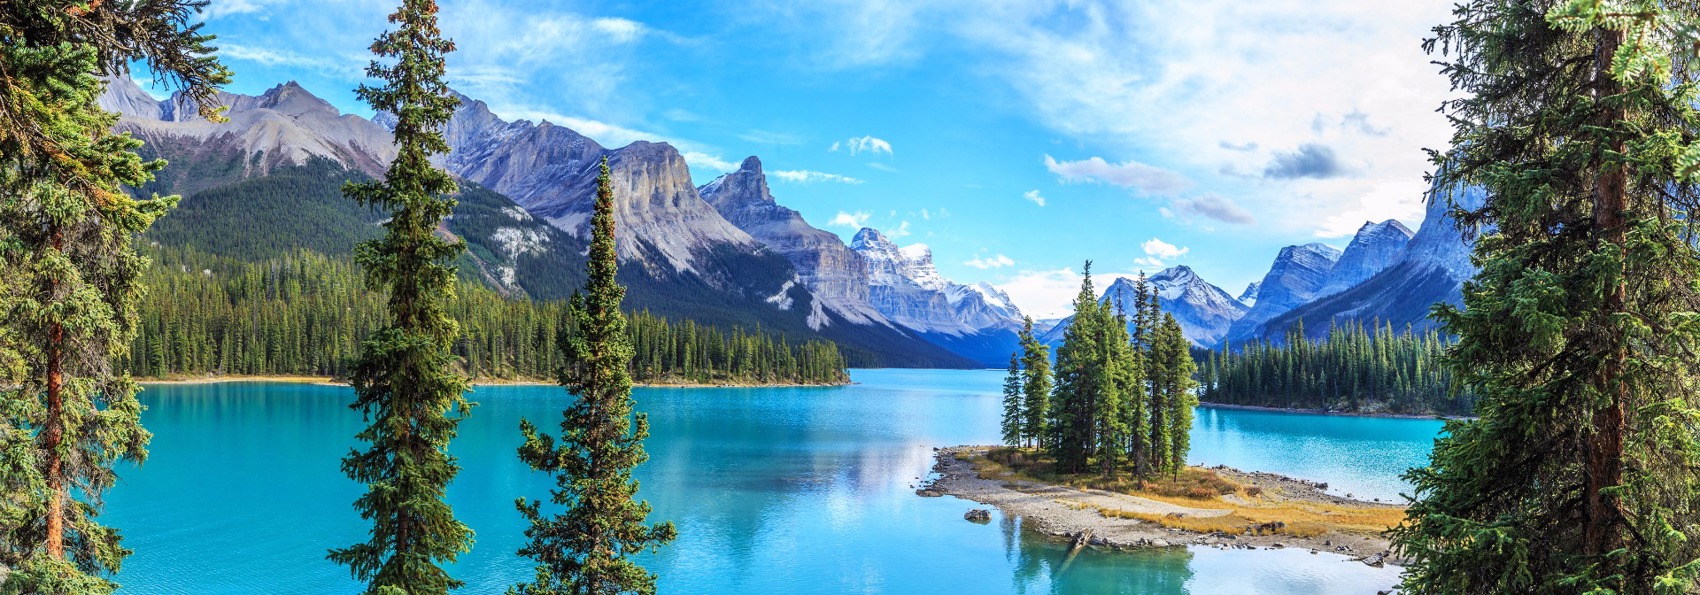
(964, 509), (991, 523)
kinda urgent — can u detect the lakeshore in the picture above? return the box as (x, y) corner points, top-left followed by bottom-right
(135, 373), (849, 389)
(1200, 401), (1471, 421)
(923, 446), (1404, 567)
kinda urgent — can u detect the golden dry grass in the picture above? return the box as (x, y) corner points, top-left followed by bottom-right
(969, 447), (1404, 539)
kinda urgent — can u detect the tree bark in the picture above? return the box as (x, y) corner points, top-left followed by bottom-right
(1585, 26), (1628, 561)
(44, 229), (65, 560)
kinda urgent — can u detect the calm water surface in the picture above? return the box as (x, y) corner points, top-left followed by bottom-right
(106, 369), (1439, 593)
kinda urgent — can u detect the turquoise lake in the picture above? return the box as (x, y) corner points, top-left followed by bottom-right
(105, 369), (1443, 593)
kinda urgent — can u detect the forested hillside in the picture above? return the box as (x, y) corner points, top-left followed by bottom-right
(126, 247), (849, 385)
(1196, 320), (1471, 416)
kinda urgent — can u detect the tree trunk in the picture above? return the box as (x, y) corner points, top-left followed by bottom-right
(1585, 26), (1628, 561)
(44, 229), (65, 560)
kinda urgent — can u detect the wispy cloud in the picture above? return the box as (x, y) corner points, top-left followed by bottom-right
(683, 152), (738, 175)
(830, 211), (872, 229)
(1170, 194), (1255, 225)
(771, 169), (864, 184)
(830, 135), (893, 157)
(1044, 155), (1191, 196)
(965, 254), (1015, 269)
(221, 44), (365, 80)
(1023, 189), (1046, 207)
(739, 130), (807, 145)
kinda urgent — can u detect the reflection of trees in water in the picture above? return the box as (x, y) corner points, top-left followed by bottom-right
(1006, 523), (1195, 595)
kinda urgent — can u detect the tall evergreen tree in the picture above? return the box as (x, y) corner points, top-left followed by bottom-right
(1392, 2), (1700, 592)
(1018, 317), (1050, 450)
(1157, 315), (1196, 478)
(513, 157), (676, 595)
(0, 3), (226, 592)
(326, 2), (475, 592)
(1000, 352), (1023, 447)
(1049, 263), (1102, 473)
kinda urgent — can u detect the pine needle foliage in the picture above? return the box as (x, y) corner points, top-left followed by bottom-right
(512, 158), (676, 595)
(326, 1), (476, 592)
(0, 2), (226, 593)
(1392, 1), (1700, 592)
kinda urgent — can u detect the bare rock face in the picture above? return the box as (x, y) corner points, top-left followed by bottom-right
(1257, 185), (1485, 342)
(427, 93), (761, 279)
(1223, 243), (1343, 346)
(698, 157), (886, 326)
(100, 77), (397, 189)
(1317, 219), (1413, 297)
(850, 228), (1024, 337)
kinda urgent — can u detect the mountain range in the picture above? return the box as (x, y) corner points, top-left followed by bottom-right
(100, 78), (1024, 368)
(102, 76), (1478, 362)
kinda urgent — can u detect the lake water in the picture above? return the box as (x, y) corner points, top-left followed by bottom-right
(105, 369), (1441, 593)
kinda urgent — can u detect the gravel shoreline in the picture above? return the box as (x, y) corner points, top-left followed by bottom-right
(921, 446), (1402, 567)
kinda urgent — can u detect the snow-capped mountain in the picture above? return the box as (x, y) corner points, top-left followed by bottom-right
(851, 228), (1025, 365)
(98, 78), (982, 368)
(1221, 243), (1343, 346)
(1317, 219), (1413, 297)
(1040, 266), (1246, 348)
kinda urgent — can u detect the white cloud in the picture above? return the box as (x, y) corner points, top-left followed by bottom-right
(965, 254), (1016, 269)
(996, 266), (1143, 320)
(1141, 237), (1189, 260)
(1023, 189), (1047, 207)
(830, 135), (894, 157)
(867, 162), (901, 173)
(771, 170), (865, 184)
(1132, 257), (1165, 270)
(1044, 155), (1191, 196)
(830, 211), (872, 229)
(221, 44), (365, 79)
(739, 130), (807, 145)
(683, 152), (738, 175)
(886, 220), (913, 238)
(757, 0), (1456, 236)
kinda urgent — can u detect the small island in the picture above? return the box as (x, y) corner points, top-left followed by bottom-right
(923, 446), (1403, 567)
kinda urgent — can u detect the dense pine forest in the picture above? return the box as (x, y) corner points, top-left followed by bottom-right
(124, 246), (850, 386)
(1196, 321), (1470, 416)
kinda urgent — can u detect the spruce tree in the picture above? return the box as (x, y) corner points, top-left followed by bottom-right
(1158, 315), (1196, 478)
(513, 157), (676, 595)
(1049, 263), (1102, 473)
(1391, 2), (1700, 592)
(1000, 352), (1023, 447)
(0, 3), (226, 592)
(326, 1), (475, 592)
(1018, 317), (1050, 450)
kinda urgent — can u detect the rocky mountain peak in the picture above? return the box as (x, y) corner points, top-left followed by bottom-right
(1318, 218), (1414, 296)
(1238, 281), (1261, 306)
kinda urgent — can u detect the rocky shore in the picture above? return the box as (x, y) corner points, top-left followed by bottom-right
(920, 446), (1401, 567)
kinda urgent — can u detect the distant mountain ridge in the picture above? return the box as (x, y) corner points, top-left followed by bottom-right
(99, 77), (994, 368)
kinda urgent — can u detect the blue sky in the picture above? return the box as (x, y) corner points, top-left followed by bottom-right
(167, 0), (1458, 318)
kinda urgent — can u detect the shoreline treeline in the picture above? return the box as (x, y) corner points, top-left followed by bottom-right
(1197, 320), (1472, 416)
(125, 247), (850, 386)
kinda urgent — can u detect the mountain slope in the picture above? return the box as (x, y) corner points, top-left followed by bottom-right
(698, 156), (886, 327)
(1256, 187), (1485, 342)
(1316, 219), (1413, 296)
(103, 78), (975, 368)
(850, 228), (1024, 366)
(1221, 243), (1342, 346)
(1040, 266), (1246, 348)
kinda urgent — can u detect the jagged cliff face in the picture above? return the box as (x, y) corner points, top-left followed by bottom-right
(850, 228), (1023, 336)
(418, 94), (763, 280)
(1317, 219), (1414, 297)
(100, 77), (397, 193)
(1223, 242), (1343, 346)
(1039, 266), (1246, 348)
(1258, 186), (1484, 342)
(698, 157), (885, 326)
(1238, 282), (1261, 307)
